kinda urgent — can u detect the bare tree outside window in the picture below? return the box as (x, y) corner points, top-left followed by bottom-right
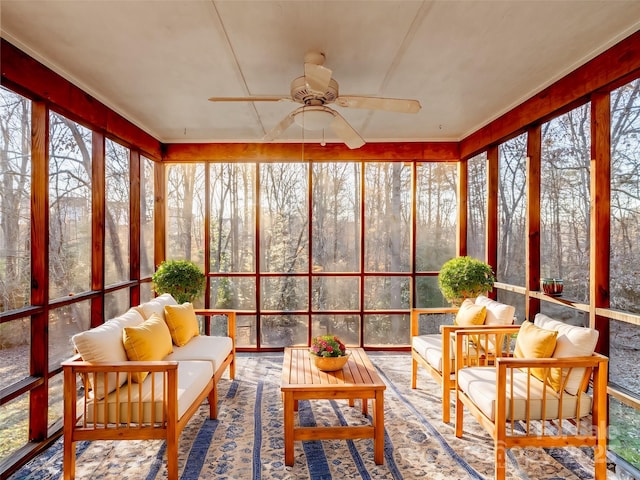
(105, 139), (130, 286)
(467, 153), (487, 261)
(140, 156), (155, 277)
(166, 164), (205, 268)
(498, 134), (527, 285)
(541, 104), (591, 303)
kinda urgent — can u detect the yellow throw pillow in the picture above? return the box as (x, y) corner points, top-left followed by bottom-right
(514, 320), (558, 384)
(454, 299), (487, 326)
(164, 303), (200, 346)
(122, 313), (173, 382)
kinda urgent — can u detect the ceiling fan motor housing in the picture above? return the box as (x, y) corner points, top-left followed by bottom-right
(290, 76), (339, 106)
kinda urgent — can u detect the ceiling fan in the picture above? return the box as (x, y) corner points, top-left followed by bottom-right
(208, 52), (421, 149)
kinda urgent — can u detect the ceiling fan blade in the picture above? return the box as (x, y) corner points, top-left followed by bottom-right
(329, 112), (365, 150)
(335, 95), (421, 113)
(208, 96), (290, 102)
(304, 62), (332, 94)
(263, 113), (295, 142)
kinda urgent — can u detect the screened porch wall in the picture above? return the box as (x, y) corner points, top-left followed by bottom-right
(2, 33), (640, 477)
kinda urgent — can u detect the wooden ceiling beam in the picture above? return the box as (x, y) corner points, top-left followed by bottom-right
(162, 141), (459, 162)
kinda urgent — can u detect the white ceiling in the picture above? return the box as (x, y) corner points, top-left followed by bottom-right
(2, 1), (640, 147)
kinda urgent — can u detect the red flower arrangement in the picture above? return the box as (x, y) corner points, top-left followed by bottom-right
(310, 335), (347, 358)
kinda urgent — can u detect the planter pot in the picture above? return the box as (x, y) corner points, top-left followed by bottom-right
(310, 352), (350, 372)
(541, 278), (563, 296)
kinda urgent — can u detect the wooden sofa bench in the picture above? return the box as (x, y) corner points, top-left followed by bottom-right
(454, 315), (608, 480)
(62, 294), (236, 480)
(411, 296), (519, 422)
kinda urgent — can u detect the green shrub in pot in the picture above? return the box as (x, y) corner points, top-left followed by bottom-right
(437, 256), (495, 305)
(151, 260), (206, 304)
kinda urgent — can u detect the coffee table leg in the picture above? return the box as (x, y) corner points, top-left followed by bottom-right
(373, 390), (384, 464)
(284, 391), (295, 466)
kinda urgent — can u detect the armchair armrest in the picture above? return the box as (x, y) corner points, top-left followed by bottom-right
(194, 309), (237, 341)
(454, 325), (521, 369)
(410, 307), (458, 336)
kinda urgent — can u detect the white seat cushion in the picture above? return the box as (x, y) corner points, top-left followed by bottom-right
(534, 313), (599, 394)
(413, 334), (452, 373)
(85, 360), (213, 424)
(165, 335), (233, 373)
(71, 308), (145, 399)
(457, 366), (592, 422)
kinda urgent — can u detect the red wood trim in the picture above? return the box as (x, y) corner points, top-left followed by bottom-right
(163, 142), (460, 162)
(130, 150), (141, 306)
(486, 146), (499, 297)
(590, 92), (611, 356)
(29, 100), (49, 442)
(154, 162), (166, 270)
(526, 125), (541, 320)
(91, 131), (105, 327)
(457, 159), (468, 256)
(0, 38), (162, 160)
(203, 163), (211, 308)
(460, 31), (640, 159)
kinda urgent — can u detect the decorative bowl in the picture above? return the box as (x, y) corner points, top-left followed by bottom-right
(541, 278), (563, 296)
(310, 352), (350, 372)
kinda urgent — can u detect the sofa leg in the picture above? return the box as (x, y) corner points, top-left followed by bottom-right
(455, 394), (463, 438)
(442, 383), (450, 424)
(209, 383), (217, 419)
(166, 433), (178, 480)
(63, 437), (75, 480)
(494, 439), (506, 480)
(411, 356), (417, 389)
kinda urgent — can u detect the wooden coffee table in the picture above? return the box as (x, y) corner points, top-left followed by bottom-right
(280, 347), (386, 466)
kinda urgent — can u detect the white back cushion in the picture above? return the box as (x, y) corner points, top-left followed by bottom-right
(71, 308), (144, 399)
(534, 313), (599, 394)
(475, 295), (515, 325)
(137, 293), (177, 321)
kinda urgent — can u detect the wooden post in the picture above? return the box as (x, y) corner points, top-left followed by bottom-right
(91, 131), (105, 327)
(590, 92), (611, 356)
(29, 100), (49, 442)
(486, 146), (499, 299)
(457, 158), (468, 256)
(526, 126), (541, 321)
(130, 150), (141, 306)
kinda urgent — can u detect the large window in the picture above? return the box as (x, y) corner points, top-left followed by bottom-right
(0, 87), (31, 464)
(541, 104), (591, 303)
(467, 153), (487, 262)
(610, 78), (640, 314)
(415, 162), (457, 308)
(105, 139), (130, 286)
(49, 113), (92, 299)
(608, 78), (640, 470)
(140, 156), (155, 278)
(497, 134), (527, 286)
(166, 164), (205, 269)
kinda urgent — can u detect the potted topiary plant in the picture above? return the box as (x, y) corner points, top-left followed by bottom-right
(437, 256), (495, 305)
(151, 259), (206, 304)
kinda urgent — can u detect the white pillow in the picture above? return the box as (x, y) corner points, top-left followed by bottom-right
(475, 295), (515, 325)
(71, 308), (144, 399)
(137, 293), (177, 321)
(534, 313), (599, 394)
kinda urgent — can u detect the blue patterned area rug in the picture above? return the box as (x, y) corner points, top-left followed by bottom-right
(11, 353), (605, 480)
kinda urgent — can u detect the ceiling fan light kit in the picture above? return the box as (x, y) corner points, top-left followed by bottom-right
(209, 52), (421, 149)
(292, 106), (335, 130)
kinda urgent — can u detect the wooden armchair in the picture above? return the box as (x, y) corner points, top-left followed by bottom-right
(454, 325), (608, 480)
(411, 301), (519, 423)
